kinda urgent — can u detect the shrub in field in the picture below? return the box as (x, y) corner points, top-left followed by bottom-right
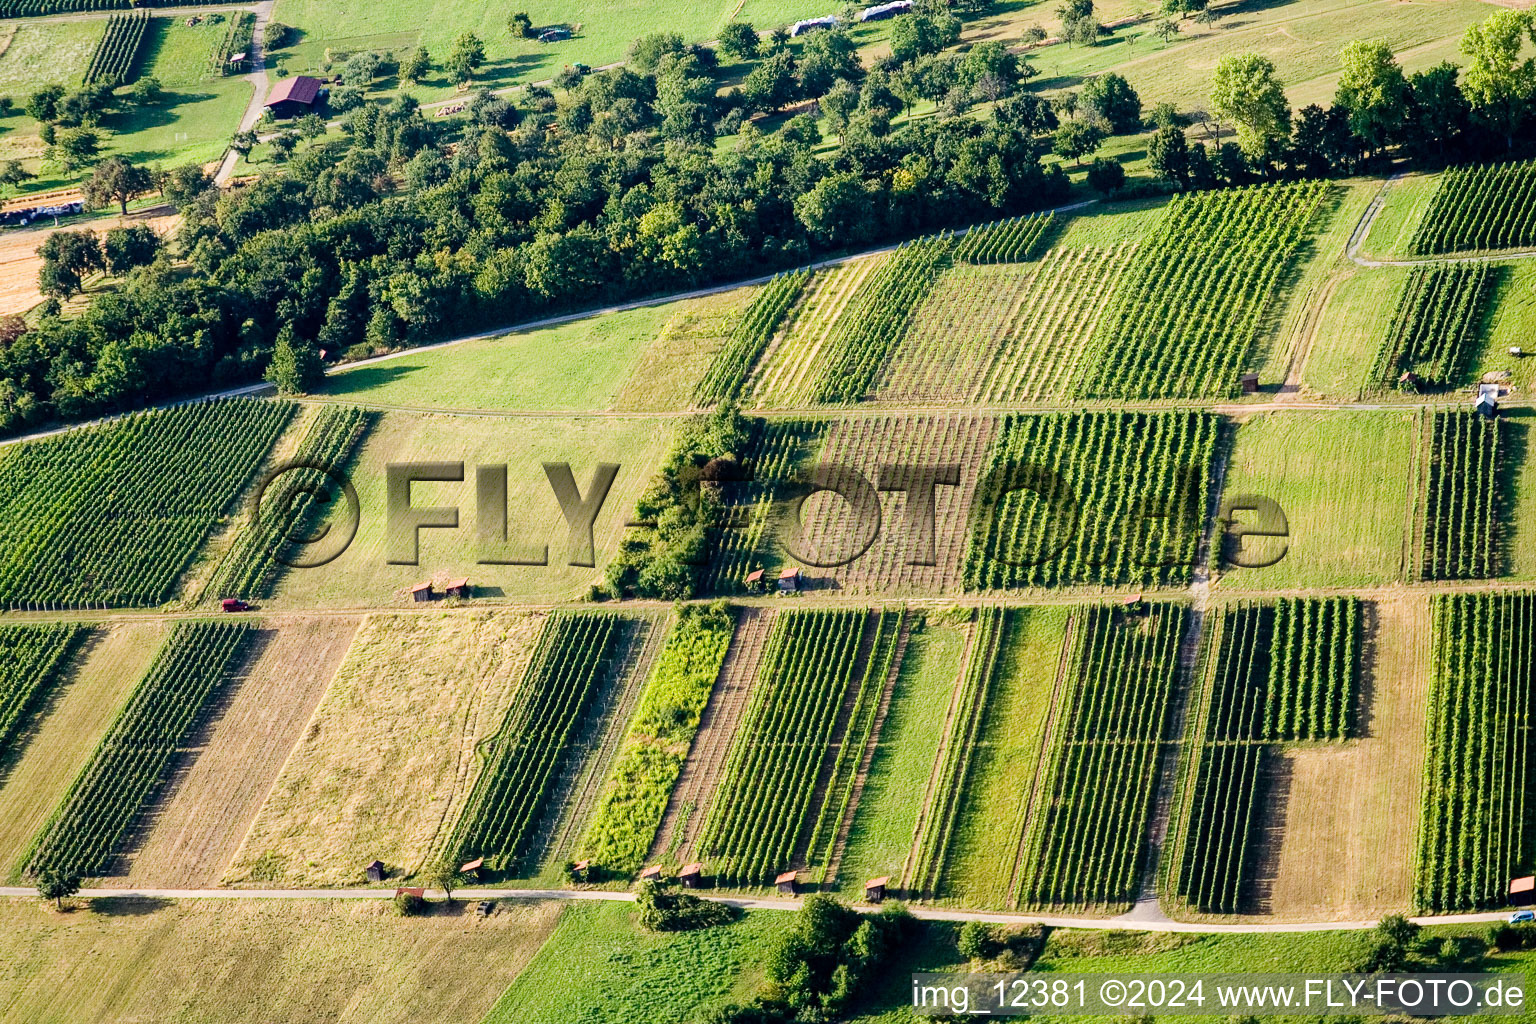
(579, 602), (735, 876)
(26, 620), (253, 877)
(963, 411), (1217, 590)
(1412, 161), (1536, 255)
(1017, 603), (1184, 908)
(1416, 592), (1536, 912)
(636, 879), (740, 931)
(0, 398), (294, 610)
(1423, 410), (1503, 581)
(451, 611), (629, 872)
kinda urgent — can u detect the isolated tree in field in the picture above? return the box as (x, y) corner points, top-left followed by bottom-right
(1068, 16), (1100, 46)
(0, 159), (29, 189)
(1193, 7), (1220, 29)
(25, 84), (64, 124)
(1211, 51), (1290, 161)
(1086, 156), (1126, 195)
(230, 129), (258, 163)
(1163, 0), (1208, 11)
(296, 112), (327, 143)
(161, 163), (212, 209)
(263, 21), (290, 49)
(51, 127), (99, 172)
(1081, 72), (1141, 132)
(628, 31), (686, 73)
(85, 156), (152, 215)
(1334, 40), (1409, 156)
(103, 224), (160, 275)
(446, 32), (486, 85)
(1155, 17), (1180, 44)
(508, 11), (534, 37)
(423, 862), (463, 901)
(39, 230), (103, 297)
(269, 130), (298, 162)
(742, 48), (797, 112)
(400, 46), (431, 85)
(1052, 117), (1106, 165)
(1459, 9), (1536, 149)
(129, 75), (162, 105)
(719, 21), (760, 61)
(342, 51), (381, 87)
(264, 324), (324, 394)
(36, 869), (80, 910)
(1149, 122), (1190, 186)
(890, 13), (958, 63)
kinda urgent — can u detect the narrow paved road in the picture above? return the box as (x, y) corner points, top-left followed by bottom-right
(0, 884), (1515, 933)
(214, 0), (276, 184)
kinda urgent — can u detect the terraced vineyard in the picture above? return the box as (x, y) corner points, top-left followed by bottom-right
(1416, 592), (1536, 912)
(211, 406), (374, 602)
(1171, 598), (1361, 913)
(954, 213), (1055, 264)
(963, 411), (1218, 590)
(693, 272), (807, 407)
(694, 608), (869, 886)
(26, 620), (252, 878)
(1018, 603), (1184, 909)
(1412, 161), (1536, 255)
(1079, 182), (1330, 399)
(810, 236), (952, 405)
(0, 399), (294, 610)
(579, 603), (735, 877)
(0, 624), (88, 757)
(1371, 264), (1499, 391)
(702, 418), (827, 594)
(452, 612), (630, 873)
(82, 9), (148, 87)
(1422, 410), (1502, 581)
(909, 606), (1006, 898)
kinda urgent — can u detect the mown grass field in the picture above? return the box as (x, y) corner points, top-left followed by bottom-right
(0, 897), (561, 1024)
(225, 611), (543, 887)
(834, 615), (965, 895)
(483, 900), (791, 1024)
(1362, 173), (1441, 261)
(0, 19), (100, 94)
(267, 412), (673, 607)
(1216, 411), (1417, 590)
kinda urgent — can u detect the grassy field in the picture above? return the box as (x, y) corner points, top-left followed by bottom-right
(0, 19), (99, 95)
(325, 286), (754, 414)
(0, 897), (561, 1024)
(225, 611), (543, 887)
(834, 615), (965, 895)
(1300, 265), (1409, 399)
(0, 621), (164, 881)
(1470, 262), (1536, 392)
(1360, 173), (1441, 261)
(1216, 411), (1417, 590)
(111, 617), (360, 887)
(268, 411), (673, 608)
(483, 900), (791, 1024)
(944, 605), (1067, 908)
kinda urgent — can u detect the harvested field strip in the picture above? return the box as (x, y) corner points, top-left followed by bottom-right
(979, 245), (1136, 403)
(1423, 409), (1503, 581)
(963, 411), (1218, 590)
(1416, 592), (1536, 913)
(1018, 602), (1184, 910)
(26, 620), (252, 878)
(452, 611), (632, 873)
(747, 258), (883, 407)
(696, 608), (869, 886)
(651, 607), (774, 867)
